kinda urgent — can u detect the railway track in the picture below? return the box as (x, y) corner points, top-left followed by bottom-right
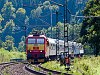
(0, 62), (36, 75)
(0, 62), (17, 75)
(0, 62), (72, 75)
(25, 64), (72, 75)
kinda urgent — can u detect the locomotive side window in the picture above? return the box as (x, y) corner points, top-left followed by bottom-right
(28, 38), (36, 44)
(37, 39), (44, 44)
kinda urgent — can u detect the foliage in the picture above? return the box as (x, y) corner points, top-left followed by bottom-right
(42, 61), (66, 73)
(18, 41), (25, 52)
(16, 8), (26, 15)
(30, 1), (59, 19)
(16, 8), (27, 26)
(0, 14), (4, 23)
(18, 36), (25, 52)
(1, 2), (16, 20)
(73, 56), (100, 75)
(0, 48), (26, 63)
(42, 56), (100, 75)
(0, 0), (86, 52)
(38, 22), (82, 41)
(80, 0), (100, 56)
(1, 35), (17, 51)
(31, 6), (42, 18)
(0, 40), (3, 48)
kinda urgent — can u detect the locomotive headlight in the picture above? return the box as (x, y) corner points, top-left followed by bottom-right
(40, 50), (42, 52)
(30, 50), (32, 52)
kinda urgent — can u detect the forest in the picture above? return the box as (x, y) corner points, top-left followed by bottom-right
(0, 0), (100, 56)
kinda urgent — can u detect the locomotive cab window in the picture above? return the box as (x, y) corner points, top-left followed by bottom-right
(28, 38), (36, 44)
(37, 39), (44, 44)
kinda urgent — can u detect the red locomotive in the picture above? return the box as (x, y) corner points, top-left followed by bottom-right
(26, 33), (49, 63)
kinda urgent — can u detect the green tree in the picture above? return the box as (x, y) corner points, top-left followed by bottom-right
(16, 8), (26, 20)
(18, 36), (25, 52)
(4, 35), (15, 51)
(18, 41), (25, 52)
(30, 1), (59, 19)
(5, 35), (14, 42)
(0, 14), (4, 25)
(21, 36), (25, 42)
(2, 42), (6, 49)
(0, 40), (3, 48)
(0, 14), (4, 31)
(80, 0), (100, 56)
(2, 19), (15, 32)
(16, 8), (27, 26)
(1, 2), (16, 20)
(31, 6), (42, 18)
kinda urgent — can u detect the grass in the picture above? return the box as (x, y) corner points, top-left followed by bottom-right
(42, 61), (66, 73)
(0, 48), (26, 63)
(32, 65), (42, 71)
(72, 56), (100, 75)
(42, 56), (100, 75)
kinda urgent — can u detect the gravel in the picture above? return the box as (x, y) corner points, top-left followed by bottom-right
(0, 63), (36, 75)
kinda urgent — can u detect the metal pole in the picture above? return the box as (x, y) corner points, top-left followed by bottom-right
(64, 0), (69, 58)
(50, 10), (53, 38)
(64, 0), (66, 54)
(66, 0), (69, 59)
(56, 11), (59, 59)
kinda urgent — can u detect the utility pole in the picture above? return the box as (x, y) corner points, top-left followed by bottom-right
(64, 0), (69, 57)
(50, 9), (53, 38)
(56, 11), (59, 60)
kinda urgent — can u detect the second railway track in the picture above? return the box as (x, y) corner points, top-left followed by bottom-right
(25, 64), (72, 75)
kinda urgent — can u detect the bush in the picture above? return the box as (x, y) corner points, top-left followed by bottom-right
(0, 48), (26, 63)
(42, 56), (100, 75)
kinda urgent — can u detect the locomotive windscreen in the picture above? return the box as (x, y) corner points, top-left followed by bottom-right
(37, 38), (44, 50)
(28, 38), (36, 44)
(27, 38), (45, 50)
(37, 39), (44, 44)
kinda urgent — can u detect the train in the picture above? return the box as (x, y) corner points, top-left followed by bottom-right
(26, 33), (84, 63)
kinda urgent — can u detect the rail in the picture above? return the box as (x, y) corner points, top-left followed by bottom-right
(25, 64), (72, 75)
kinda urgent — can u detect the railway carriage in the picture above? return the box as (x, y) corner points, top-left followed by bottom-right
(26, 34), (84, 63)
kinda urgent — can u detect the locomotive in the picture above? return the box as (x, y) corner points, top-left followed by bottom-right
(26, 33), (84, 63)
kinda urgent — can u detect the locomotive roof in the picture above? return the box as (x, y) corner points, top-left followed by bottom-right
(28, 34), (46, 38)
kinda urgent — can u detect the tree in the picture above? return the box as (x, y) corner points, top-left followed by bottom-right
(16, 8), (27, 26)
(18, 36), (25, 52)
(31, 6), (42, 18)
(80, 0), (100, 56)
(30, 1), (59, 19)
(0, 14), (4, 30)
(0, 40), (3, 48)
(0, 14), (4, 24)
(18, 41), (25, 52)
(21, 36), (25, 42)
(4, 35), (15, 51)
(2, 19), (15, 32)
(16, 8), (26, 20)
(1, 2), (16, 20)
(5, 35), (14, 42)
